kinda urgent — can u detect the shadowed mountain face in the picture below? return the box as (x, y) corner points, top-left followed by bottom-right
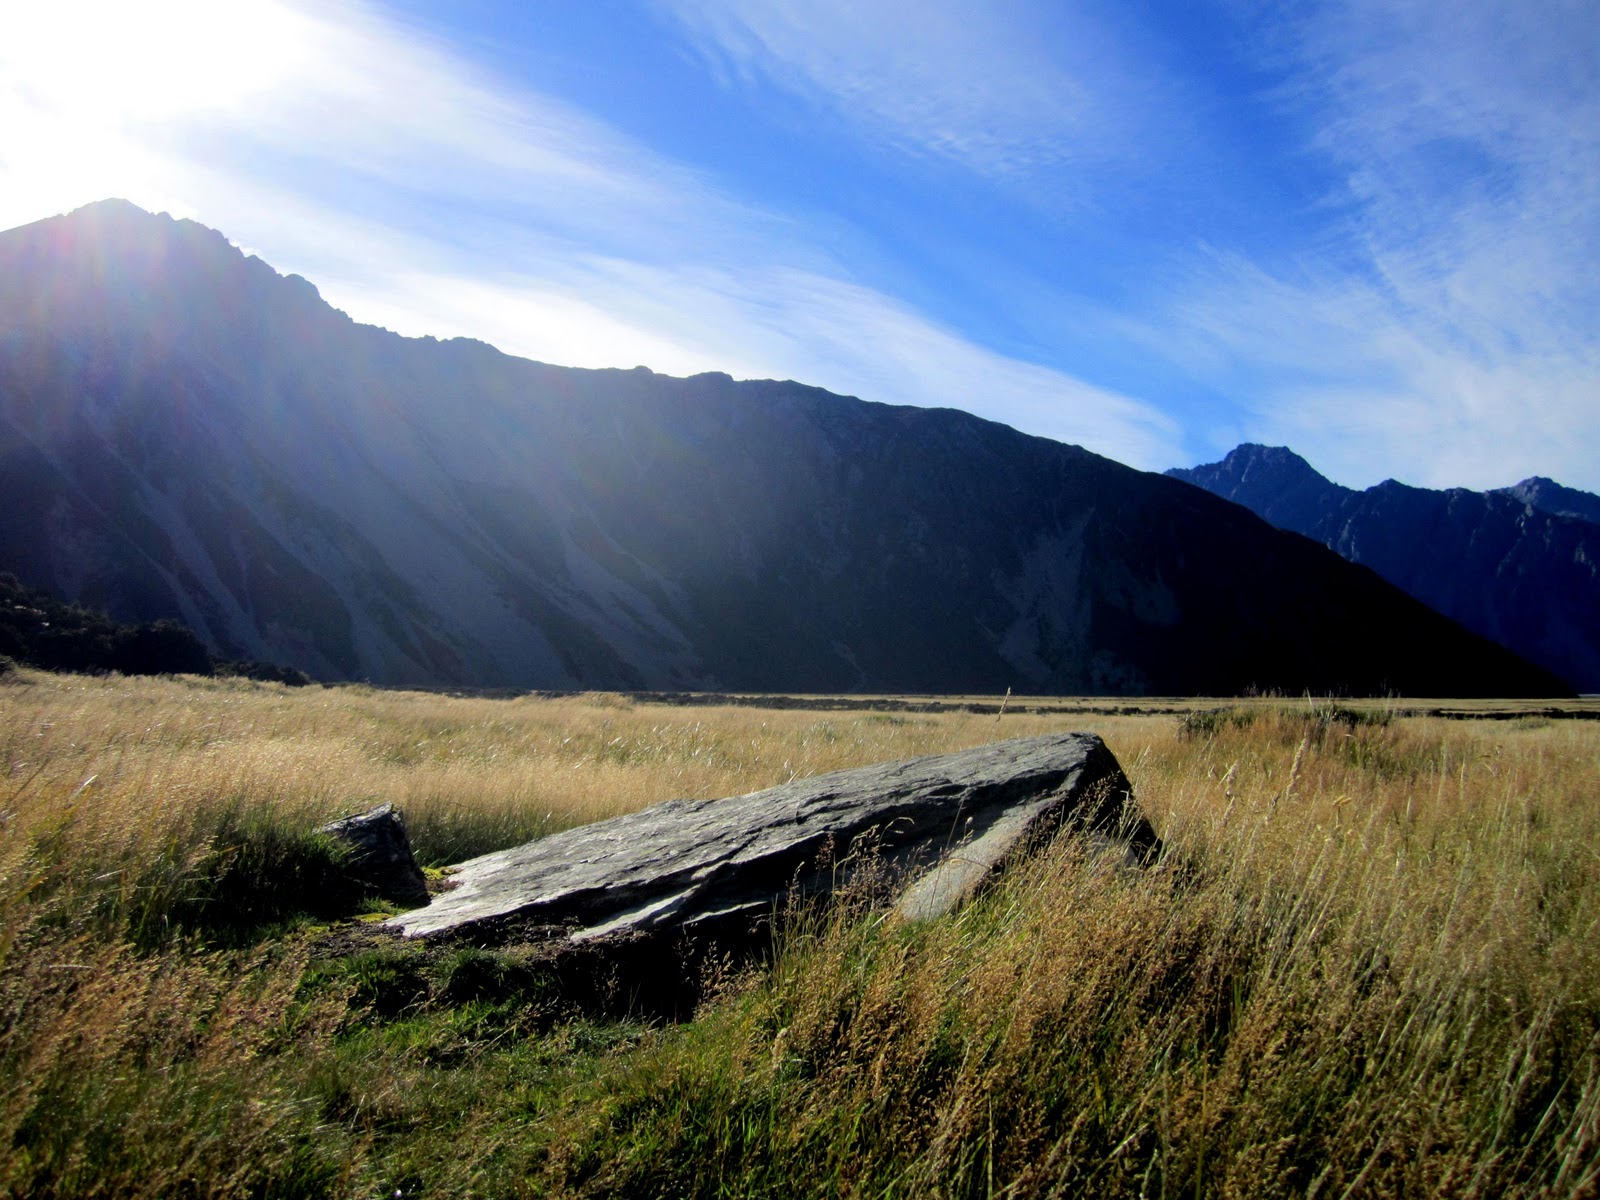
(1497, 477), (1600, 527)
(0, 201), (1568, 696)
(1169, 445), (1600, 692)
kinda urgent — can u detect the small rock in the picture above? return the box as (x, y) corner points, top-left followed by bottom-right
(319, 803), (429, 905)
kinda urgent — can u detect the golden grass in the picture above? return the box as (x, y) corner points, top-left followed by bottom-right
(1, 668), (1597, 1196)
(516, 705), (1600, 1197)
(0, 668), (1172, 877)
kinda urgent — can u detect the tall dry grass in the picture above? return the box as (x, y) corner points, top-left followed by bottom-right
(494, 706), (1598, 1197)
(1, 670), (1597, 1196)
(1, 670), (1106, 868)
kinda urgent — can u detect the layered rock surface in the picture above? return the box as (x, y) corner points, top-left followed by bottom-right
(388, 732), (1151, 943)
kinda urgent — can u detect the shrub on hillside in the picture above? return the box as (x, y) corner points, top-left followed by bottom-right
(0, 570), (314, 682)
(1179, 700), (1392, 742)
(112, 619), (214, 677)
(215, 658), (316, 687)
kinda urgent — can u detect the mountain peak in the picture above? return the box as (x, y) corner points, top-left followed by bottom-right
(1223, 442), (1301, 463)
(69, 196), (162, 220)
(1165, 443), (1346, 530)
(1171, 445), (1600, 690)
(1495, 477), (1600, 526)
(16, 198), (225, 252)
(1213, 443), (1328, 485)
(0, 198), (338, 349)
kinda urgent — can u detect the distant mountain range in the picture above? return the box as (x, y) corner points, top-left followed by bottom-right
(1168, 445), (1599, 692)
(0, 200), (1568, 696)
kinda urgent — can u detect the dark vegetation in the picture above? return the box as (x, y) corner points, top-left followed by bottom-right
(0, 571), (312, 684)
(1176, 699), (1392, 741)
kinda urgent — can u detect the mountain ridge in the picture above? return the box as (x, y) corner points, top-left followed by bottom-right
(1168, 445), (1600, 691)
(1496, 475), (1600, 526)
(0, 201), (1568, 696)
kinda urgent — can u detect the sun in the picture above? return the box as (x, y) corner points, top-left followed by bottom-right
(2, 0), (312, 125)
(0, 0), (322, 230)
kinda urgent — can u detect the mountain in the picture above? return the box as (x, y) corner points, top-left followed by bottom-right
(0, 201), (1568, 696)
(1168, 445), (1600, 692)
(1495, 477), (1600, 527)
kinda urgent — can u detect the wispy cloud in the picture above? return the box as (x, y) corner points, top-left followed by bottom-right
(0, 0), (1182, 469)
(1166, 0), (1600, 489)
(12, 0), (1588, 490)
(654, 0), (1149, 180)
(1166, 250), (1599, 489)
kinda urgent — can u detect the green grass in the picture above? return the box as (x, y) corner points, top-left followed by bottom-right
(1, 671), (1597, 1196)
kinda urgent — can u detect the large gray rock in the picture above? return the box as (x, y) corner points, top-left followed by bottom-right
(388, 732), (1153, 944)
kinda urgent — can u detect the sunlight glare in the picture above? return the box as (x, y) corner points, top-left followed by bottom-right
(2, 0), (314, 125)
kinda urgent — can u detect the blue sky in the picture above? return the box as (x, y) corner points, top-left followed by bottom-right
(3, 0), (1597, 490)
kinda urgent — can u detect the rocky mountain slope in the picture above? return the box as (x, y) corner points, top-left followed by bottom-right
(1168, 445), (1599, 692)
(0, 201), (1567, 695)
(1495, 477), (1600, 527)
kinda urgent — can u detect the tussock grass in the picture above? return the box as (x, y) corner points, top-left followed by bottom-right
(1, 669), (1597, 1196)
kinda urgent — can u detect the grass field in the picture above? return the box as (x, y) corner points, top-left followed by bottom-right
(2, 667), (1597, 1197)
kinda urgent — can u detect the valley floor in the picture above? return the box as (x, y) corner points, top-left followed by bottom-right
(2, 670), (1597, 1196)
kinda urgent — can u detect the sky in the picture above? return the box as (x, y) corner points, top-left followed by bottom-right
(2, 0), (1597, 491)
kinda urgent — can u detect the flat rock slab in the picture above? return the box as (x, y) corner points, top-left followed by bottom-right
(387, 732), (1152, 944)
